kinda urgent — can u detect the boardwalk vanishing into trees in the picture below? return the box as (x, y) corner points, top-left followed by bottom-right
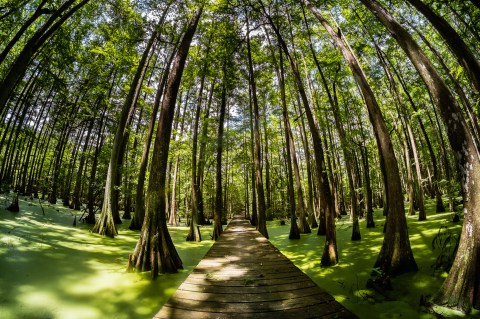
(2, 1), (480, 317)
(155, 216), (357, 319)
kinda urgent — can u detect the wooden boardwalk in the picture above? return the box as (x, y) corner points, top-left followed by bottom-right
(154, 216), (357, 319)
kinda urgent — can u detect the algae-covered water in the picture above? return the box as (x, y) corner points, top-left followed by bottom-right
(0, 197), (213, 319)
(1, 196), (478, 318)
(267, 203), (478, 319)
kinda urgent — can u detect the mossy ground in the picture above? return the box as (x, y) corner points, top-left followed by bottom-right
(268, 200), (479, 319)
(0, 195), (213, 319)
(1, 195), (479, 318)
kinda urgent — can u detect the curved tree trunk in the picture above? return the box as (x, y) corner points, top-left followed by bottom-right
(405, 0), (480, 94)
(304, 0), (417, 274)
(0, 0), (48, 66)
(0, 0), (90, 114)
(246, 12), (268, 238)
(93, 26), (157, 236)
(359, 0), (480, 311)
(262, 5), (336, 265)
(389, 61), (445, 213)
(276, 48), (300, 240)
(131, 46), (175, 230)
(127, 6), (202, 277)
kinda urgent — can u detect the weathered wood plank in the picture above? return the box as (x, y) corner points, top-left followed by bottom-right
(155, 302), (357, 319)
(172, 286), (329, 302)
(184, 273), (309, 287)
(154, 216), (358, 319)
(177, 279), (317, 294)
(165, 293), (334, 312)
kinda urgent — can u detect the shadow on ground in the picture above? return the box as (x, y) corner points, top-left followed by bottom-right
(0, 197), (213, 319)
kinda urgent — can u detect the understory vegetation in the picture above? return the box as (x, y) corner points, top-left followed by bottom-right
(1, 0), (480, 316)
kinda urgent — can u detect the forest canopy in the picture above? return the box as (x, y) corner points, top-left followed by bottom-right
(0, 0), (479, 315)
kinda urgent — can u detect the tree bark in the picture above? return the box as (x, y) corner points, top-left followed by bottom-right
(405, 0), (480, 94)
(127, 6), (202, 277)
(0, 0), (49, 66)
(131, 44), (176, 230)
(277, 48), (300, 240)
(196, 81), (214, 226)
(360, 0), (480, 311)
(246, 12), (268, 239)
(0, 0), (90, 114)
(304, 0), (417, 274)
(262, 4), (336, 265)
(93, 26), (157, 236)
(213, 71), (228, 241)
(187, 42), (211, 241)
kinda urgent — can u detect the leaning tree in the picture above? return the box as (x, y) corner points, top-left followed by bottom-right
(127, 5), (203, 277)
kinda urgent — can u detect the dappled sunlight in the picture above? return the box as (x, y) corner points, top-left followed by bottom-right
(268, 201), (466, 319)
(0, 199), (214, 319)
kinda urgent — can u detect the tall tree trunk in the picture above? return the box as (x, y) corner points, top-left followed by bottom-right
(248, 86), (258, 227)
(213, 71), (228, 240)
(303, 8), (355, 232)
(168, 157), (180, 226)
(18, 96), (48, 194)
(62, 128), (83, 207)
(360, 0), (480, 311)
(403, 133), (416, 216)
(168, 92), (189, 225)
(277, 48), (300, 240)
(0, 0), (48, 66)
(360, 142), (375, 228)
(93, 27), (157, 236)
(297, 97), (317, 228)
(196, 80), (214, 226)
(385, 55), (445, 212)
(72, 117), (94, 210)
(405, 0), (480, 94)
(262, 5), (336, 265)
(262, 105), (272, 219)
(187, 43), (211, 241)
(127, 6), (202, 277)
(372, 35), (427, 221)
(0, 78), (38, 181)
(331, 82), (361, 240)
(246, 13), (268, 238)
(0, 0), (90, 114)
(131, 44), (176, 230)
(304, 0), (417, 274)
(406, 122), (426, 220)
(86, 73), (115, 224)
(48, 98), (78, 204)
(405, 18), (480, 142)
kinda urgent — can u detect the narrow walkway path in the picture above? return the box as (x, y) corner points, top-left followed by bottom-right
(155, 216), (357, 319)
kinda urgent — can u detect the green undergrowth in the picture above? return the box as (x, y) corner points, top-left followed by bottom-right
(0, 196), (214, 319)
(268, 201), (480, 319)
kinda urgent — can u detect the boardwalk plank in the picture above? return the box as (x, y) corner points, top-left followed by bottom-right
(154, 216), (358, 319)
(172, 286), (324, 302)
(165, 293), (334, 312)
